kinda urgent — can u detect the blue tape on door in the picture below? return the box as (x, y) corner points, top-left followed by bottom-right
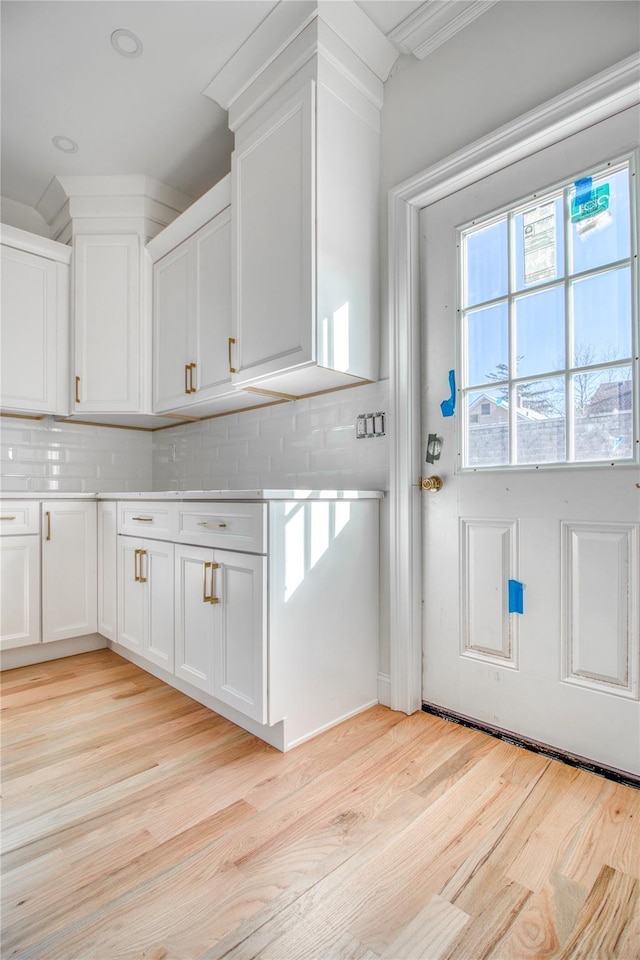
(440, 370), (456, 417)
(574, 176), (593, 205)
(508, 579), (524, 614)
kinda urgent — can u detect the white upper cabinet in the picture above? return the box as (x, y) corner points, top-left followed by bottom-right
(0, 226), (70, 417)
(204, 4), (396, 400)
(153, 208), (235, 414)
(73, 234), (141, 413)
(150, 176), (274, 418)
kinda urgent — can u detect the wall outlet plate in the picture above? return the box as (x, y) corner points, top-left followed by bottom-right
(356, 412), (385, 439)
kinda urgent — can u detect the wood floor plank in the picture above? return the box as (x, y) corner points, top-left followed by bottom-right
(2, 650), (639, 960)
(557, 864), (639, 959)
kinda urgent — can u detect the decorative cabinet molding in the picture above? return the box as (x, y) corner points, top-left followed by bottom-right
(0, 225), (70, 417)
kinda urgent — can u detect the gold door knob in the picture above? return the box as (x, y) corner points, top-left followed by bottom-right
(421, 476), (443, 492)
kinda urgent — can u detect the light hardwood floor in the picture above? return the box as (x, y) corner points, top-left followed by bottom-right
(1, 649), (639, 960)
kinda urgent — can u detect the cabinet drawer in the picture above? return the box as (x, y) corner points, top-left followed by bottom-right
(118, 502), (176, 541)
(176, 503), (266, 554)
(0, 501), (40, 536)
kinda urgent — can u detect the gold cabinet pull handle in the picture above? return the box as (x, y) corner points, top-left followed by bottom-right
(138, 549), (148, 583)
(75, 376), (81, 404)
(196, 521), (227, 528)
(228, 338), (236, 374)
(210, 562), (220, 605)
(203, 561), (213, 603)
(189, 363), (197, 394)
(131, 516), (154, 522)
(134, 548), (140, 582)
(0, 516), (17, 521)
(45, 511), (52, 541)
(185, 364), (190, 395)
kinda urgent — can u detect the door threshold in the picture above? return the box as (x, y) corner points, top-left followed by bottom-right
(422, 701), (639, 790)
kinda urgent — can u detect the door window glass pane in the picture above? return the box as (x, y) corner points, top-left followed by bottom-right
(513, 196), (564, 292)
(459, 157), (636, 468)
(573, 366), (633, 461)
(571, 266), (632, 367)
(569, 168), (631, 275)
(515, 378), (565, 464)
(463, 219), (508, 308)
(514, 286), (565, 377)
(465, 302), (508, 387)
(465, 389), (509, 467)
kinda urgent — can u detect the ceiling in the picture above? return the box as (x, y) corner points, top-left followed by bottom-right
(0, 0), (427, 218)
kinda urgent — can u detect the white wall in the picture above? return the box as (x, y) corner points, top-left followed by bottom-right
(0, 418), (152, 493)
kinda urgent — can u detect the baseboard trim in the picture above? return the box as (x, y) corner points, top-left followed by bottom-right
(0, 633), (107, 671)
(377, 672), (391, 707)
(422, 701), (639, 789)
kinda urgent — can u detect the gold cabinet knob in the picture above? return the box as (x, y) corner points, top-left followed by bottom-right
(421, 476), (443, 492)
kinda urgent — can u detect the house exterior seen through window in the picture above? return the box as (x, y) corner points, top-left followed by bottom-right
(458, 157), (637, 468)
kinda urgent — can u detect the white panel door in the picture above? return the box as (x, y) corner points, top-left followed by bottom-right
(0, 536), (40, 649)
(153, 242), (191, 412)
(42, 501), (97, 642)
(174, 544), (215, 694)
(212, 549), (266, 723)
(193, 210), (233, 397)
(97, 501), (117, 641)
(0, 245), (58, 413)
(74, 234), (140, 412)
(232, 82), (314, 385)
(421, 109), (640, 774)
(117, 535), (145, 654)
(144, 539), (174, 671)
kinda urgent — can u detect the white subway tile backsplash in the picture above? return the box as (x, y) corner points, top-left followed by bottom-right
(0, 418), (152, 492)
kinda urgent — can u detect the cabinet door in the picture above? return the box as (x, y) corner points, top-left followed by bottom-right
(98, 501), (117, 641)
(42, 501), (97, 642)
(193, 209), (233, 398)
(0, 536), (40, 649)
(232, 83), (314, 386)
(1, 245), (60, 414)
(153, 243), (192, 412)
(74, 235), (140, 412)
(212, 550), (267, 723)
(117, 535), (145, 654)
(144, 539), (174, 671)
(174, 544), (215, 694)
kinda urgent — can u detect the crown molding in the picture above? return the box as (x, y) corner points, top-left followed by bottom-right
(0, 223), (72, 262)
(389, 0), (498, 60)
(36, 175), (193, 238)
(203, 0), (398, 116)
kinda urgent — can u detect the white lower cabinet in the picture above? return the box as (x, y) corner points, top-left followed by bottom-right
(117, 536), (174, 671)
(42, 501), (97, 643)
(0, 535), (40, 649)
(114, 497), (379, 750)
(174, 544), (266, 722)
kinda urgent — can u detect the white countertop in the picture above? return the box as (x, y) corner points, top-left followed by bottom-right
(1, 489), (384, 501)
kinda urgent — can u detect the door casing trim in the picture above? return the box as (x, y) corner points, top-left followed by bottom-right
(387, 52), (640, 714)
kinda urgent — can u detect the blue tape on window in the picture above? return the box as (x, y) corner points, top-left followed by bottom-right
(440, 370), (456, 417)
(574, 177), (593, 205)
(508, 579), (524, 615)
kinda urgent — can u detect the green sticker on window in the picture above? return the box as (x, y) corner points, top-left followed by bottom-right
(571, 183), (610, 223)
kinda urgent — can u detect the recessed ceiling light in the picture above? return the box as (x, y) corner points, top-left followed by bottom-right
(111, 28), (143, 58)
(52, 135), (78, 154)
